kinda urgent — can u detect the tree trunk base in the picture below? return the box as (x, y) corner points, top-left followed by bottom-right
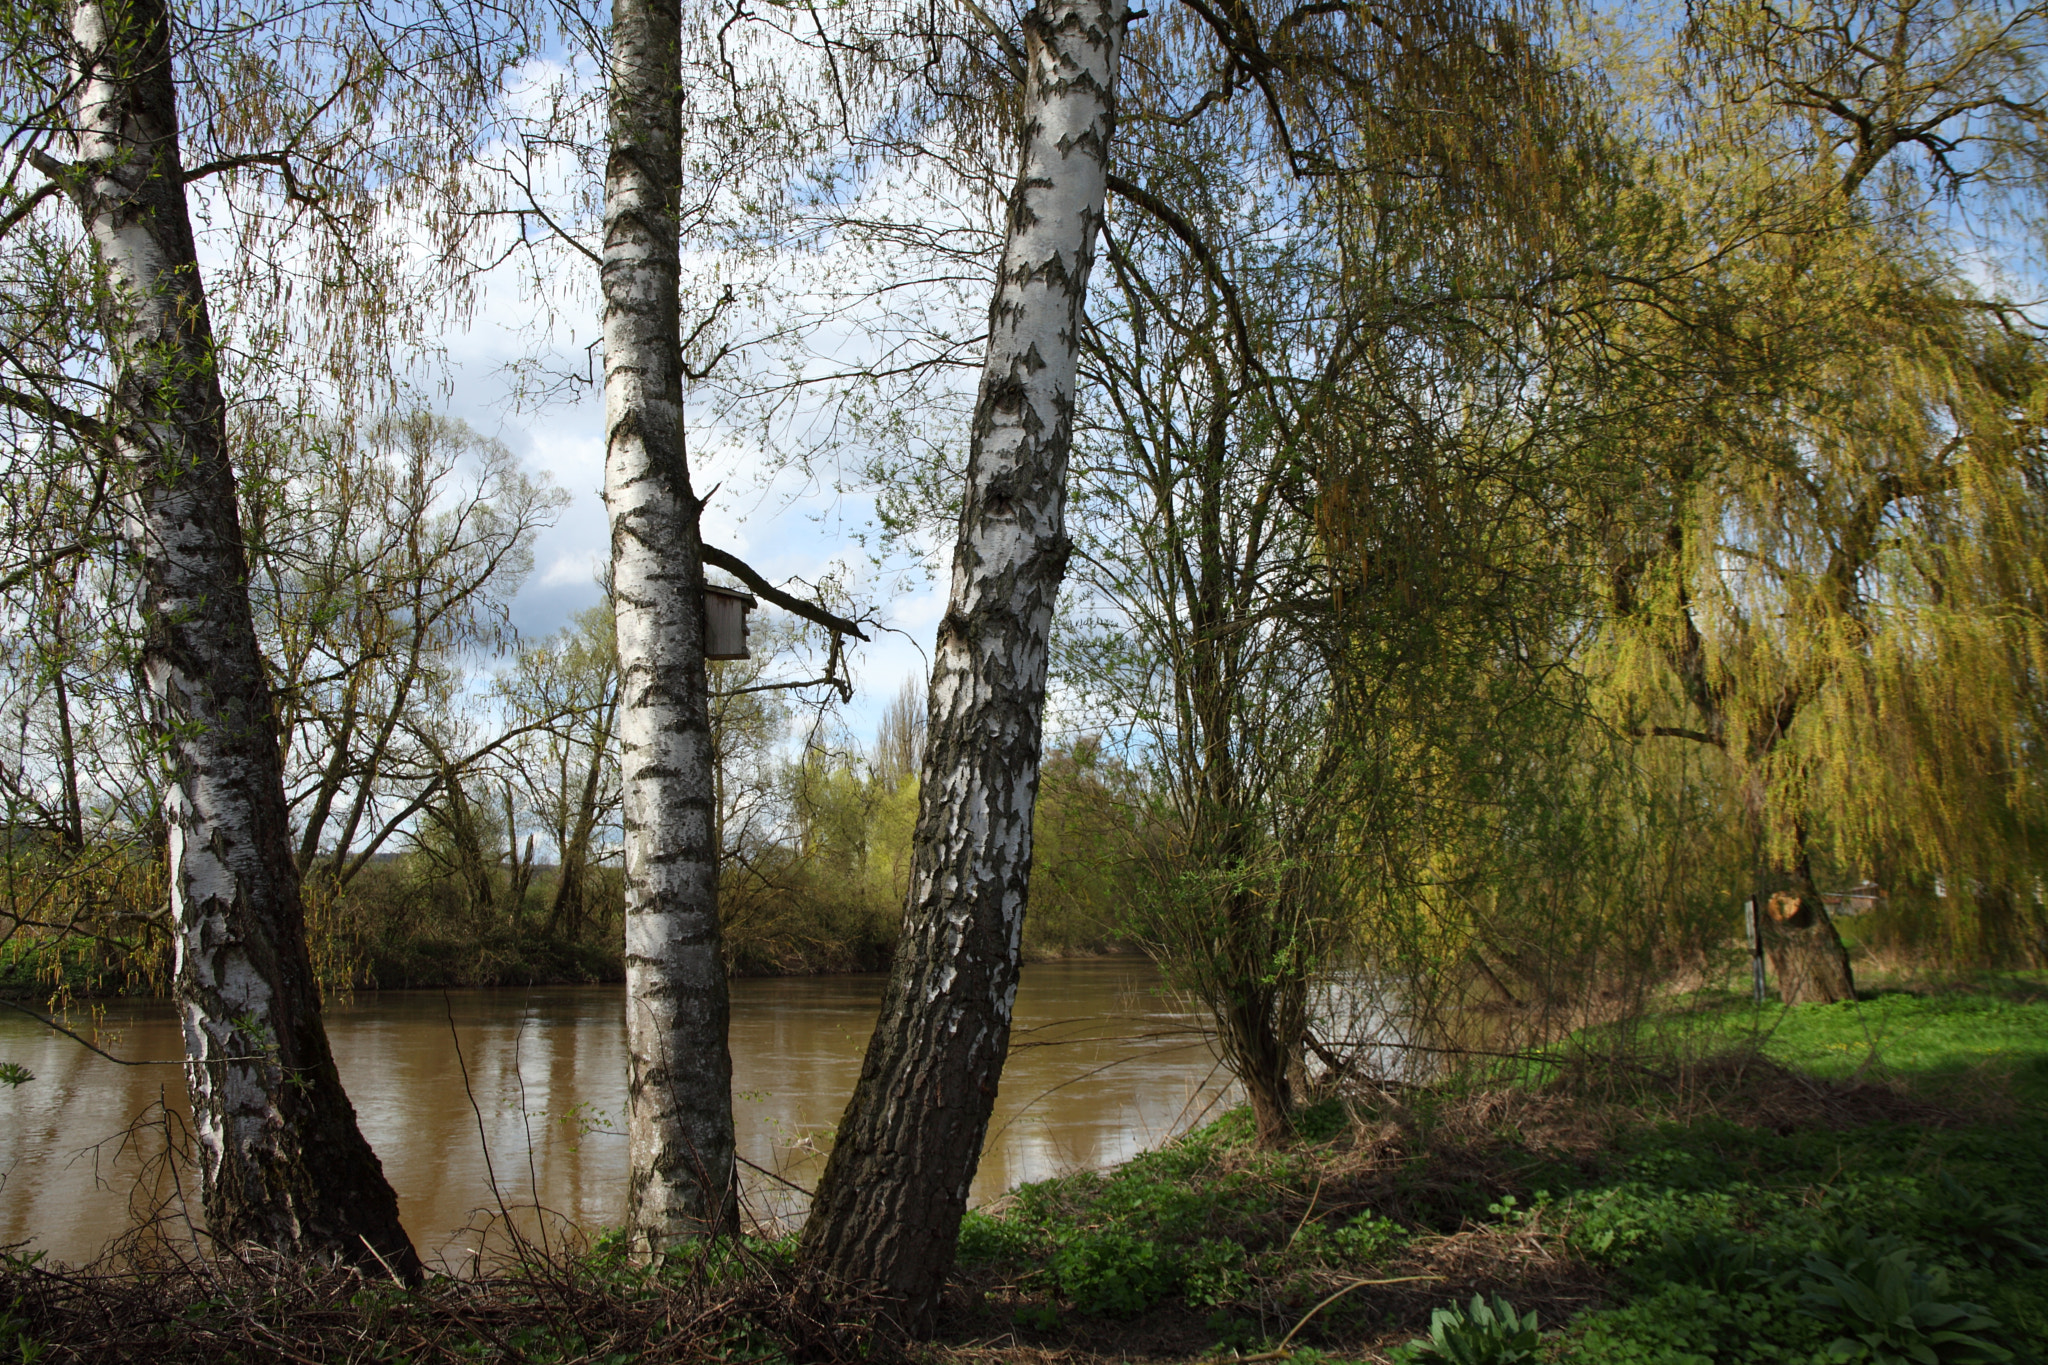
(1245, 1067), (1294, 1147)
(1764, 892), (1855, 1004)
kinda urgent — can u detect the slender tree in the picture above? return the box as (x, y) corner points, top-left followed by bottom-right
(603, 0), (739, 1248)
(29, 0), (419, 1274)
(796, 0), (1126, 1329)
(501, 604), (625, 940)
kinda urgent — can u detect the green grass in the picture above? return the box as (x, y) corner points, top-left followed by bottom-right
(1648, 974), (2048, 1108)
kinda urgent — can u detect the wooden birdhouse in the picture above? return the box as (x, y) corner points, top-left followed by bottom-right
(704, 584), (757, 660)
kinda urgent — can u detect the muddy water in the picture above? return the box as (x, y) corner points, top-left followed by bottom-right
(0, 959), (1232, 1268)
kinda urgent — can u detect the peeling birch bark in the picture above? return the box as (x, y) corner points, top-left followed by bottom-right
(796, 0), (1125, 1329)
(603, 0), (738, 1249)
(45, 0), (418, 1274)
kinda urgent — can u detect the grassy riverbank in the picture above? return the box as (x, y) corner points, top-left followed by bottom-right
(942, 975), (2048, 1362)
(6, 976), (2044, 1363)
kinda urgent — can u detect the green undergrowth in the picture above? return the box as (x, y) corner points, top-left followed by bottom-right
(956, 1100), (1411, 1319)
(1754, 981), (2048, 1102)
(949, 981), (2048, 1363)
(1552, 1111), (2048, 1362)
(1617, 973), (2048, 1105)
(1492, 974), (2048, 1105)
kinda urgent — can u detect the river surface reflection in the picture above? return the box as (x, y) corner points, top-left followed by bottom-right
(0, 959), (1233, 1268)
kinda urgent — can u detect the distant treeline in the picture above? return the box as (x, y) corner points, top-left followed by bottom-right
(0, 720), (1135, 1001)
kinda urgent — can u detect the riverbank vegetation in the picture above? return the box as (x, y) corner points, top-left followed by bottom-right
(6, 0), (2047, 1033)
(7, 974), (2043, 1362)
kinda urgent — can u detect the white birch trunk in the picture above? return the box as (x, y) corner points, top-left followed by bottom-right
(47, 0), (418, 1273)
(798, 0), (1125, 1328)
(603, 0), (738, 1249)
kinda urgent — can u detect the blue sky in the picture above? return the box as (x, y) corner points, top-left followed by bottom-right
(424, 232), (950, 749)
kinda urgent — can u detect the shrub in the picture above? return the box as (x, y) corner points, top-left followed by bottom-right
(1329, 1212), (1406, 1263)
(1182, 1238), (1250, 1308)
(955, 1210), (1040, 1266)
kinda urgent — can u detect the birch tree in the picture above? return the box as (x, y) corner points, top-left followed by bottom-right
(796, 0), (1126, 1327)
(603, 0), (739, 1248)
(26, 0), (419, 1273)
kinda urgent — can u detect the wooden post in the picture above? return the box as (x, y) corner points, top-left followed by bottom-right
(1744, 897), (1767, 1003)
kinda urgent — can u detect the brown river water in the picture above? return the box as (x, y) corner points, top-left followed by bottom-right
(0, 959), (1234, 1269)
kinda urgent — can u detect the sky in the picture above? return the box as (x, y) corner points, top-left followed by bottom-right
(419, 211), (952, 751)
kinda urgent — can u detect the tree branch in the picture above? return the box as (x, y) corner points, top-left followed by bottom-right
(1641, 725), (1725, 748)
(701, 545), (869, 640)
(0, 381), (110, 447)
(1105, 173), (1260, 384)
(24, 148), (80, 201)
(0, 997), (262, 1066)
(0, 181), (58, 239)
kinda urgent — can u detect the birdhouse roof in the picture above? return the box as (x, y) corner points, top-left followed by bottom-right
(704, 583), (758, 608)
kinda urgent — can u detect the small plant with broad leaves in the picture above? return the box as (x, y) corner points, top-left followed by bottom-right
(1798, 1236), (2012, 1365)
(0, 1062), (29, 1088)
(1183, 1237), (1251, 1307)
(1048, 1229), (1179, 1316)
(1392, 1295), (1543, 1365)
(1915, 1174), (2048, 1270)
(1328, 1211), (1405, 1262)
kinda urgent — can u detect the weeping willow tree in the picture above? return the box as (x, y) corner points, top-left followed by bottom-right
(1581, 0), (2048, 990)
(1293, 0), (2048, 1032)
(1594, 246), (2048, 995)
(1811, 334), (2048, 964)
(1299, 189), (1709, 1055)
(1073, 0), (2048, 1074)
